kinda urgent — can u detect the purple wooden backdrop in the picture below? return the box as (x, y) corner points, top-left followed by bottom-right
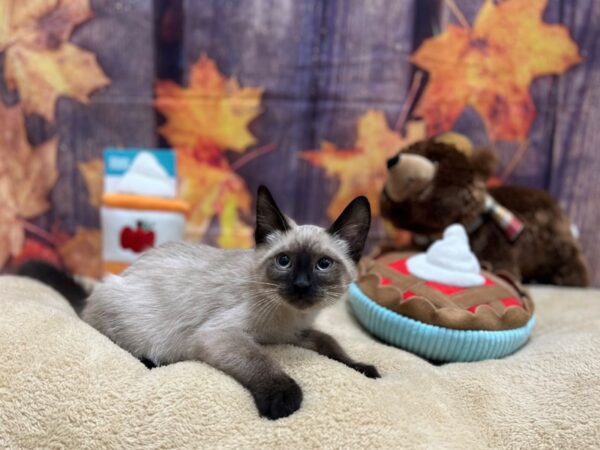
(32, 0), (157, 233)
(178, 0), (600, 284)
(6, 0), (599, 285)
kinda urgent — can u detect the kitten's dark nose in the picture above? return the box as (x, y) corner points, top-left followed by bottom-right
(387, 153), (401, 169)
(292, 274), (311, 294)
(387, 153), (400, 170)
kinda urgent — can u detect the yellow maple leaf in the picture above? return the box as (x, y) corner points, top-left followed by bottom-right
(301, 110), (425, 218)
(155, 54), (263, 248)
(177, 149), (253, 248)
(78, 158), (103, 207)
(410, 0), (581, 141)
(217, 191), (254, 249)
(0, 0), (90, 47)
(155, 54), (263, 153)
(0, 102), (58, 265)
(0, 178), (24, 267)
(0, 0), (110, 120)
(58, 227), (102, 278)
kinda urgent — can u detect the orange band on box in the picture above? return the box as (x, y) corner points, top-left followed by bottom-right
(102, 193), (190, 215)
(103, 261), (130, 274)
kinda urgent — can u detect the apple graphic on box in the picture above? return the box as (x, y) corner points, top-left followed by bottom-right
(120, 221), (155, 253)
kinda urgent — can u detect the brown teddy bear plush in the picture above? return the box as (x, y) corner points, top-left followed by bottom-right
(380, 139), (590, 286)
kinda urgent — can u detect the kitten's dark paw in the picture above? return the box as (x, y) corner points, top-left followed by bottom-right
(140, 357), (157, 369)
(252, 375), (303, 420)
(348, 362), (381, 379)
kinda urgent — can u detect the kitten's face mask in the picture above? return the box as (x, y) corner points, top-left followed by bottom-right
(254, 186), (371, 311)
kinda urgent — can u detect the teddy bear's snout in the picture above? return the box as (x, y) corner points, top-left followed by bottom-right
(384, 153), (437, 203)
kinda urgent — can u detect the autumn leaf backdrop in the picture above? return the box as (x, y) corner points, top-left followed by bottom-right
(1, 0), (599, 285)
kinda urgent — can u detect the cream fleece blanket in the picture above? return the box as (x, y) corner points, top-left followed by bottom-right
(1, 276), (599, 450)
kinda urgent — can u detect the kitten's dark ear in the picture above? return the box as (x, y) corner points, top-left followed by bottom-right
(255, 185), (291, 245)
(328, 196), (371, 263)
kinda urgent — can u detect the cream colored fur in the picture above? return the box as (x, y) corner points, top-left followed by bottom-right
(1, 276), (599, 449)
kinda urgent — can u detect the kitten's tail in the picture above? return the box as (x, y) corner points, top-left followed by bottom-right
(17, 260), (90, 315)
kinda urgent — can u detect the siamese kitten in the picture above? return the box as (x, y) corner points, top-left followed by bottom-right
(19, 186), (379, 420)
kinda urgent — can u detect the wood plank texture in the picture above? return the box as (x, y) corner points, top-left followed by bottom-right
(182, 0), (322, 232)
(38, 0), (157, 233)
(2, 0), (598, 285)
(182, 0), (416, 245)
(310, 0), (416, 243)
(549, 0), (600, 285)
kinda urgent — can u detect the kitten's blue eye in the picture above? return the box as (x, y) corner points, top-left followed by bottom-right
(275, 254), (291, 269)
(316, 257), (333, 271)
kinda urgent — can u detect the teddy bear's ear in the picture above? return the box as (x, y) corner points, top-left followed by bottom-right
(470, 148), (498, 181)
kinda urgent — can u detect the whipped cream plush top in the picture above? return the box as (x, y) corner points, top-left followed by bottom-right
(406, 224), (485, 287)
(117, 151), (173, 197)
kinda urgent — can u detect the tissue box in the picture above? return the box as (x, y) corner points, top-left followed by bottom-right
(101, 149), (189, 274)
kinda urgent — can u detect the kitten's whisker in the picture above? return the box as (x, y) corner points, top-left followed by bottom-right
(321, 292), (343, 306)
(235, 278), (279, 288)
(245, 291), (279, 304)
(261, 299), (282, 325)
(254, 305), (273, 327)
(246, 292), (279, 318)
(251, 297), (279, 327)
(255, 293), (282, 323)
(236, 277), (278, 283)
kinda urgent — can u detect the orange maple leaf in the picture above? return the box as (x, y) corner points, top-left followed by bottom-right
(58, 227), (102, 278)
(178, 149), (254, 248)
(155, 54), (263, 248)
(0, 0), (110, 120)
(301, 110), (425, 219)
(78, 158), (103, 207)
(155, 54), (263, 154)
(411, 0), (581, 141)
(0, 102), (58, 266)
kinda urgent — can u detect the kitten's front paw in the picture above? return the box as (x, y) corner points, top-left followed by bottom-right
(348, 362), (381, 379)
(252, 375), (303, 420)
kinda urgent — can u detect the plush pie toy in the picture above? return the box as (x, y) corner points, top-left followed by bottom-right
(349, 224), (535, 362)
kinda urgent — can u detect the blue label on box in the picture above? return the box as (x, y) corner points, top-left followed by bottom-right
(103, 148), (176, 177)
(103, 148), (178, 197)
